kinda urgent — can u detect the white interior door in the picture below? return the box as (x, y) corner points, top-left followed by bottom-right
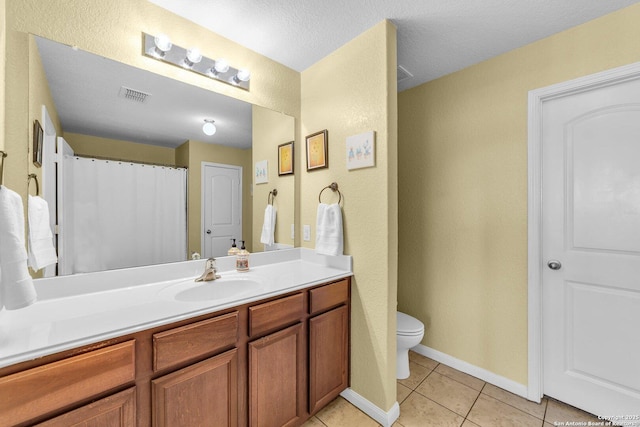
(202, 162), (242, 258)
(56, 137), (74, 276)
(541, 73), (640, 416)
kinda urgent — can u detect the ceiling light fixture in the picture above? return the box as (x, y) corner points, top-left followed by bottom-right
(142, 33), (251, 91)
(202, 119), (216, 136)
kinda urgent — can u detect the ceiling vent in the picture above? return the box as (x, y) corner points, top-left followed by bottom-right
(397, 65), (413, 83)
(118, 86), (151, 103)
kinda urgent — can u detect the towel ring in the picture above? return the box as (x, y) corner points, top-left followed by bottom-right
(268, 189), (278, 205)
(0, 150), (6, 187)
(318, 182), (342, 204)
(28, 173), (40, 196)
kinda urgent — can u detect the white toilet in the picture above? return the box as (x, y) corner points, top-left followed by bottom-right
(396, 311), (425, 379)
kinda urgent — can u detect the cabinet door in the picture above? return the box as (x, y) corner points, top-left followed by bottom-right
(152, 348), (238, 427)
(35, 387), (136, 427)
(309, 305), (349, 414)
(249, 323), (305, 427)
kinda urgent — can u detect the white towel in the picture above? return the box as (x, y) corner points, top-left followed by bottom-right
(260, 204), (277, 246)
(315, 203), (343, 256)
(0, 186), (37, 310)
(28, 195), (58, 271)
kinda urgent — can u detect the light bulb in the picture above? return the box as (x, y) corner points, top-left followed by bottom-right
(202, 120), (216, 136)
(184, 47), (202, 68)
(153, 34), (172, 57)
(233, 69), (251, 84)
(214, 58), (230, 73)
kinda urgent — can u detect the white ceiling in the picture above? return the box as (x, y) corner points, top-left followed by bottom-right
(148, 0), (639, 91)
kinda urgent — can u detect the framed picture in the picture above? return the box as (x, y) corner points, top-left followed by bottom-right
(278, 141), (294, 176)
(33, 120), (43, 168)
(346, 130), (376, 170)
(306, 129), (328, 171)
(255, 160), (268, 184)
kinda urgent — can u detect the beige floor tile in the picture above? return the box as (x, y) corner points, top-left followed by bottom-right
(398, 361), (433, 390)
(545, 398), (601, 425)
(301, 416), (327, 427)
(462, 420), (481, 427)
(397, 383), (412, 404)
(397, 393), (464, 427)
(467, 394), (542, 427)
(415, 372), (480, 417)
(482, 383), (547, 419)
(315, 396), (379, 427)
(435, 364), (485, 391)
(409, 351), (439, 371)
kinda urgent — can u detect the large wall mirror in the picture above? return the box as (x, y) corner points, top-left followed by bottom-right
(30, 36), (296, 276)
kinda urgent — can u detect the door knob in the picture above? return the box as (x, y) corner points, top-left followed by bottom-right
(206, 229), (212, 234)
(547, 260), (562, 270)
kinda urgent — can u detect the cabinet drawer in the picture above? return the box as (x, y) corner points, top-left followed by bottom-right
(249, 293), (305, 337)
(309, 279), (349, 315)
(153, 311), (238, 372)
(0, 340), (135, 427)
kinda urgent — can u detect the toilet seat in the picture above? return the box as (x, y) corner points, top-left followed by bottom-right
(397, 311), (424, 335)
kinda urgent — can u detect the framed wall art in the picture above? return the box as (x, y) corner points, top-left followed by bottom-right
(255, 160), (268, 184)
(346, 130), (375, 170)
(278, 141), (294, 176)
(306, 129), (328, 171)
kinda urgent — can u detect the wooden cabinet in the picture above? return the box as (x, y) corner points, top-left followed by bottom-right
(35, 387), (136, 427)
(249, 323), (305, 427)
(0, 277), (350, 427)
(152, 349), (238, 427)
(309, 305), (349, 414)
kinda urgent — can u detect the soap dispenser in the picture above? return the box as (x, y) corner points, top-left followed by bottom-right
(236, 240), (250, 272)
(228, 238), (240, 256)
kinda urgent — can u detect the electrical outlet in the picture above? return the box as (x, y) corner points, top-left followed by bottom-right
(291, 224), (295, 240)
(303, 225), (311, 241)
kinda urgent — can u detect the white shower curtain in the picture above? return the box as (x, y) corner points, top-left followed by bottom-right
(61, 156), (187, 275)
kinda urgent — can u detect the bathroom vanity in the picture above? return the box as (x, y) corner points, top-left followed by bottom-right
(0, 249), (352, 427)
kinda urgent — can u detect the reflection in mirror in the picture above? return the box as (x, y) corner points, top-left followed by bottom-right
(31, 36), (295, 276)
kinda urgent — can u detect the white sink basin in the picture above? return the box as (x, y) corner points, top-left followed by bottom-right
(159, 275), (264, 302)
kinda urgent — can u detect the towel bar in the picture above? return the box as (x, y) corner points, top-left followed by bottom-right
(268, 189), (278, 205)
(28, 173), (40, 196)
(318, 182), (342, 204)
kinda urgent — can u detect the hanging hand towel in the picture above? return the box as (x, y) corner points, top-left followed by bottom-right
(315, 203), (343, 256)
(0, 186), (37, 310)
(260, 204), (277, 246)
(28, 194), (58, 271)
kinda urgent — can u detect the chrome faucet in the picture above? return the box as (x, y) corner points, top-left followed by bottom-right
(195, 258), (221, 282)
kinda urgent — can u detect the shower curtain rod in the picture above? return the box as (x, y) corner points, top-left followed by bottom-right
(71, 153), (187, 170)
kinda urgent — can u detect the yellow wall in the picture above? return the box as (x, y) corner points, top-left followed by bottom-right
(252, 105), (296, 251)
(63, 133), (176, 166)
(301, 20), (398, 410)
(398, 3), (640, 385)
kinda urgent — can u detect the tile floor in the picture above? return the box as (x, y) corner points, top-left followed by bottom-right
(303, 350), (605, 427)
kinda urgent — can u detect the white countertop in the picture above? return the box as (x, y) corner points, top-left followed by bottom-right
(0, 248), (352, 369)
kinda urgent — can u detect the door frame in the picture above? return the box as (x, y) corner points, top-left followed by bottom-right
(200, 161), (243, 257)
(527, 61), (640, 402)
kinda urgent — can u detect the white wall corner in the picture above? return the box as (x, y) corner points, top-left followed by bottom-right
(340, 388), (400, 427)
(412, 344), (530, 400)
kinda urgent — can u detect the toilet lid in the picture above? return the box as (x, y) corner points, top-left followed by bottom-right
(397, 312), (424, 335)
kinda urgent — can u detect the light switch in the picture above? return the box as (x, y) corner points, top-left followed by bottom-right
(291, 224), (295, 240)
(303, 225), (311, 241)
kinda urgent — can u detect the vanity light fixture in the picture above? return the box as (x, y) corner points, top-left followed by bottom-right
(142, 32), (250, 91)
(202, 119), (217, 136)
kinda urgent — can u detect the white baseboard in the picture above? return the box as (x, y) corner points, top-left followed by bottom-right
(340, 388), (399, 427)
(412, 344), (529, 400)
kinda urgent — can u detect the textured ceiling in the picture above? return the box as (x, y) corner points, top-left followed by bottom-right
(148, 0), (639, 91)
